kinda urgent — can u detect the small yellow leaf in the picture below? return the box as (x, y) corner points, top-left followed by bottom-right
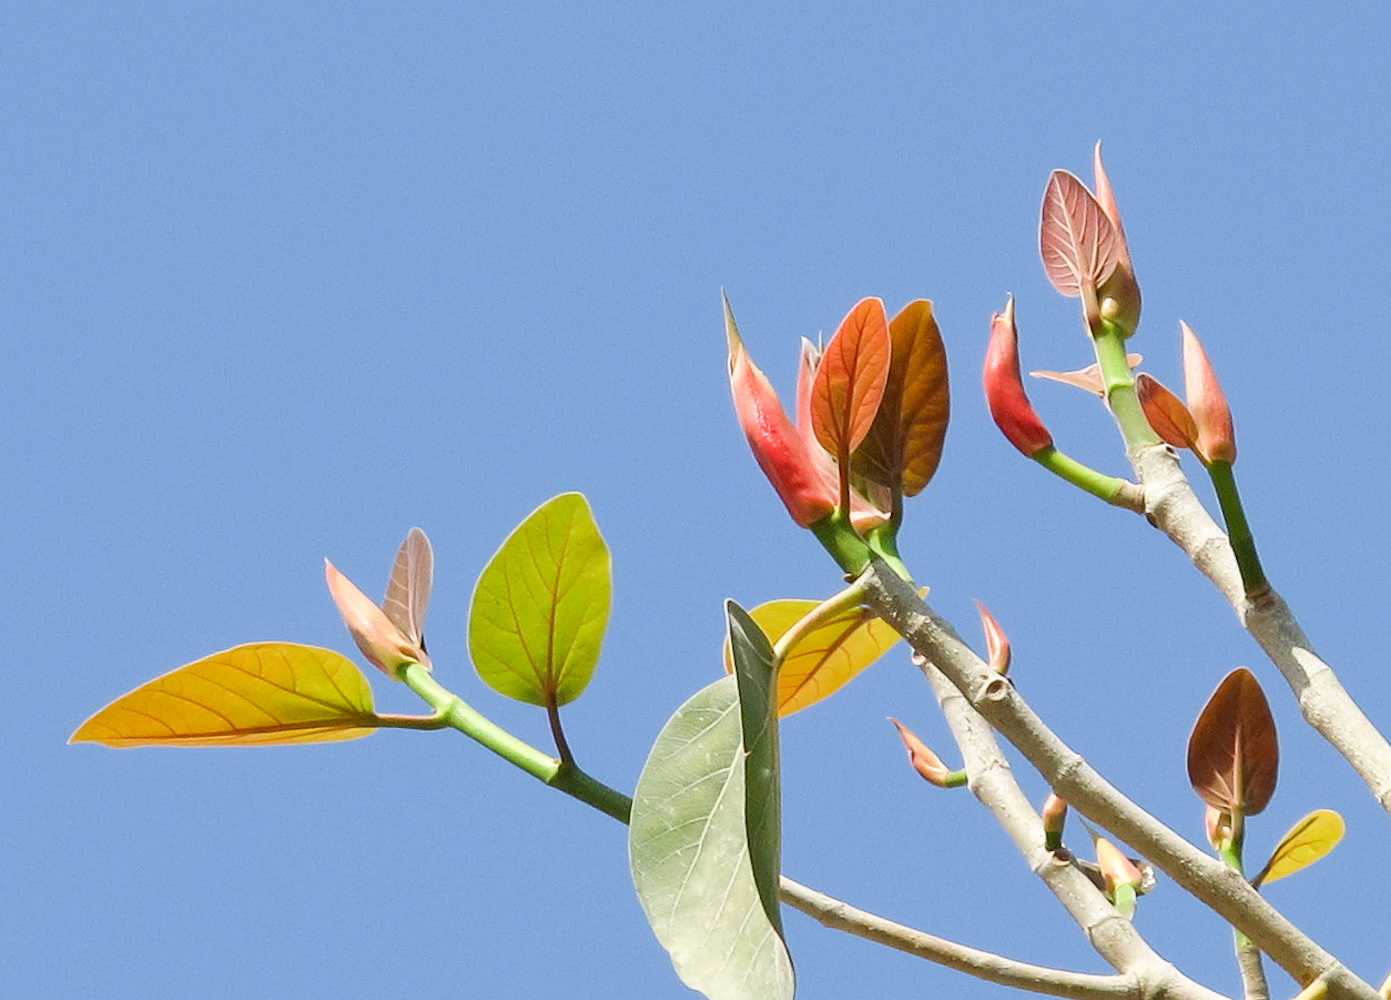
(70, 643), (383, 747)
(1253, 809), (1345, 887)
(722, 599), (902, 717)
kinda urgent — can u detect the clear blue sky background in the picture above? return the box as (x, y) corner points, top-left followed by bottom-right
(5, 4), (1390, 999)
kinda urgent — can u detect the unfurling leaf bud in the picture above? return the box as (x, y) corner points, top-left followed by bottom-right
(890, 718), (965, 789)
(984, 298), (1053, 457)
(1180, 321), (1236, 465)
(1092, 143), (1141, 338)
(973, 600), (1011, 675)
(725, 295), (837, 526)
(1094, 836), (1145, 918)
(1136, 373), (1199, 452)
(1042, 792), (1068, 852)
(325, 560), (425, 680)
(1032, 354), (1143, 397)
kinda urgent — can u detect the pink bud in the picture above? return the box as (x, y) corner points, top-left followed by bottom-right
(726, 298), (837, 526)
(1205, 806), (1234, 851)
(325, 560), (424, 680)
(1093, 143), (1141, 337)
(973, 599), (1012, 675)
(1042, 792), (1068, 852)
(984, 298), (1053, 457)
(1180, 321), (1236, 464)
(1094, 836), (1144, 895)
(890, 718), (958, 788)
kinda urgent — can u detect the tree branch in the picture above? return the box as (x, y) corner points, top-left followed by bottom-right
(779, 876), (1156, 1000)
(1133, 444), (1391, 814)
(858, 560), (1378, 1000)
(919, 658), (1228, 1000)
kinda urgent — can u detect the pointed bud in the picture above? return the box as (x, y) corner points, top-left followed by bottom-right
(726, 296), (837, 526)
(325, 560), (424, 680)
(1032, 354), (1143, 397)
(890, 718), (963, 788)
(1093, 143), (1141, 337)
(1094, 836), (1145, 917)
(984, 298), (1053, 457)
(973, 600), (1011, 675)
(1180, 321), (1236, 464)
(1136, 373), (1199, 451)
(1042, 792), (1068, 852)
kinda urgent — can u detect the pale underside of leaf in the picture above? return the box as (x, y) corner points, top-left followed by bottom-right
(384, 526), (433, 648)
(469, 493), (611, 707)
(70, 643), (381, 747)
(1040, 170), (1121, 297)
(629, 676), (795, 1000)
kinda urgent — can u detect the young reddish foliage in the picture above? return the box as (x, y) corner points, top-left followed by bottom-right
(1136, 373), (1199, 452)
(1181, 320), (1237, 465)
(984, 298), (1053, 457)
(1187, 668), (1279, 818)
(810, 297), (892, 478)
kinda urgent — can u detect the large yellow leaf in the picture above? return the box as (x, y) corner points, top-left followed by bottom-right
(723, 599), (902, 717)
(1252, 809), (1345, 888)
(70, 643), (383, 747)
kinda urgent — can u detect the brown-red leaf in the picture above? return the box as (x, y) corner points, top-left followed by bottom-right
(1187, 668), (1279, 817)
(851, 300), (949, 496)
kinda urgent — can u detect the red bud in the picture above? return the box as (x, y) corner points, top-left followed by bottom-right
(984, 298), (1053, 457)
(1180, 321), (1236, 464)
(726, 297), (837, 526)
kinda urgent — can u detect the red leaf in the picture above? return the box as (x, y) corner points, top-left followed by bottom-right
(810, 298), (891, 469)
(1040, 170), (1122, 298)
(851, 300), (950, 496)
(1187, 668), (1279, 816)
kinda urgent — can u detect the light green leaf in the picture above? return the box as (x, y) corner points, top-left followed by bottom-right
(726, 600), (782, 933)
(468, 493), (611, 706)
(630, 676), (795, 1000)
(1253, 809), (1345, 887)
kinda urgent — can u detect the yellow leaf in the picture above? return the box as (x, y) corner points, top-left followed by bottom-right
(723, 599), (902, 717)
(1253, 809), (1345, 887)
(70, 643), (383, 747)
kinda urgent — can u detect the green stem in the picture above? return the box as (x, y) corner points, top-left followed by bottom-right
(1207, 459), (1269, 597)
(772, 578), (872, 664)
(1031, 445), (1143, 509)
(399, 663), (631, 823)
(809, 509), (874, 577)
(1092, 325), (1162, 456)
(863, 522), (912, 581)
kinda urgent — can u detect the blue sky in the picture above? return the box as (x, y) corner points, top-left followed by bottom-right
(5, 4), (1391, 998)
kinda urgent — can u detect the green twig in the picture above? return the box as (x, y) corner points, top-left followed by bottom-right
(399, 663), (631, 823)
(1207, 459), (1269, 597)
(1031, 446), (1144, 510)
(1091, 325), (1162, 457)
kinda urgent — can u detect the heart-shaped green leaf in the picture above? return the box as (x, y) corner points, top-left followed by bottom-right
(1187, 668), (1279, 817)
(70, 643), (381, 747)
(810, 297), (891, 470)
(722, 598), (902, 717)
(1252, 809), (1345, 887)
(469, 493), (611, 707)
(629, 675), (795, 1000)
(851, 300), (949, 496)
